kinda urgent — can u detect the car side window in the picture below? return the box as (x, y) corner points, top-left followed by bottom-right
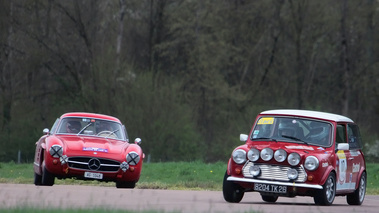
(336, 124), (347, 144)
(347, 124), (362, 149)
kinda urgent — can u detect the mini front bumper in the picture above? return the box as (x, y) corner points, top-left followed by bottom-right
(227, 176), (323, 190)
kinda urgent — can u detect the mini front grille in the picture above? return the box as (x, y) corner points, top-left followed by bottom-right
(68, 156), (120, 172)
(242, 161), (307, 182)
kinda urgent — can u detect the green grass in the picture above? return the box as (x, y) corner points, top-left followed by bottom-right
(0, 161), (227, 190)
(367, 162), (379, 195)
(0, 161), (378, 194)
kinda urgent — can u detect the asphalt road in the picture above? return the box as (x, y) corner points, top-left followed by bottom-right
(0, 184), (377, 213)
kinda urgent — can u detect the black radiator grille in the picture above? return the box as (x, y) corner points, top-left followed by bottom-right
(67, 156), (120, 172)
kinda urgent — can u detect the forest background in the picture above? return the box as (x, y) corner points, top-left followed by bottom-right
(0, 0), (378, 163)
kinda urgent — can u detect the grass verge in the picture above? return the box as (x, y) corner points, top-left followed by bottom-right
(0, 161), (378, 194)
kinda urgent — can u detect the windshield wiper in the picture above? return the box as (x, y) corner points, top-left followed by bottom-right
(77, 122), (93, 135)
(251, 137), (277, 142)
(281, 135), (308, 145)
(105, 129), (120, 139)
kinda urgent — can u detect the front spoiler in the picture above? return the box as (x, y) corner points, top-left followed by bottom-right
(227, 176), (323, 190)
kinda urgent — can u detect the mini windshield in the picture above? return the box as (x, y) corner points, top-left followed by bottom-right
(251, 116), (332, 147)
(56, 117), (127, 140)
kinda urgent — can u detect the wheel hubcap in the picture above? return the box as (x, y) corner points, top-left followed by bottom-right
(326, 177), (335, 202)
(359, 175), (366, 202)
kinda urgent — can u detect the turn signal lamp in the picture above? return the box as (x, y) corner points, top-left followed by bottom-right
(235, 167), (241, 175)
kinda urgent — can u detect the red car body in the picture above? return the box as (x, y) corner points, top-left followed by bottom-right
(223, 109), (366, 205)
(33, 112), (144, 188)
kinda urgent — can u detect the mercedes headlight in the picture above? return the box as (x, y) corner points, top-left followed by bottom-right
(260, 148), (273, 161)
(232, 149), (246, 164)
(126, 152), (140, 165)
(274, 149), (287, 162)
(247, 148), (260, 162)
(304, 156), (319, 171)
(49, 145), (63, 158)
(288, 153), (301, 166)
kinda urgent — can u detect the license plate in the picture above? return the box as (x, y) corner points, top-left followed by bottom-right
(84, 172), (103, 180)
(254, 183), (287, 193)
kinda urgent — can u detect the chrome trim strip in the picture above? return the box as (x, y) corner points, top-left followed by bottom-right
(227, 176), (323, 189)
(68, 160), (88, 165)
(101, 164), (120, 167)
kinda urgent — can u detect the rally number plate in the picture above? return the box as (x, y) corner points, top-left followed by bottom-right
(84, 172), (103, 180)
(254, 183), (287, 193)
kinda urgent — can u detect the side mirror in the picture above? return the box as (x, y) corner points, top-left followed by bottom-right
(134, 138), (142, 145)
(337, 143), (349, 150)
(43, 128), (50, 135)
(240, 134), (248, 142)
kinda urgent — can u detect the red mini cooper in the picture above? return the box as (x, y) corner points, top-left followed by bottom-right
(33, 112), (144, 188)
(223, 109), (366, 206)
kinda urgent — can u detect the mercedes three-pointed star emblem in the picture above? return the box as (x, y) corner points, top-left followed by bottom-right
(88, 158), (101, 171)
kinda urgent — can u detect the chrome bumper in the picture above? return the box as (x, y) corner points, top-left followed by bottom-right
(227, 176), (323, 190)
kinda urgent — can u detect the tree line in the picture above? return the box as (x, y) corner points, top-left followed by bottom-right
(0, 0), (378, 163)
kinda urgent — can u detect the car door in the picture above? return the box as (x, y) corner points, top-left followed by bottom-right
(335, 123), (354, 191)
(346, 124), (364, 190)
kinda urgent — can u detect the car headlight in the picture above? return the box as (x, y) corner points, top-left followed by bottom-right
(120, 161), (129, 172)
(49, 145), (63, 158)
(274, 149), (287, 162)
(247, 148), (260, 162)
(249, 165), (261, 177)
(304, 156), (319, 171)
(126, 152), (140, 165)
(287, 168), (299, 180)
(260, 148), (273, 161)
(288, 153), (301, 166)
(232, 149), (246, 164)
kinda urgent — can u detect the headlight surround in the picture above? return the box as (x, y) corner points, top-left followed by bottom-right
(304, 156), (319, 171)
(247, 148), (260, 162)
(232, 149), (247, 164)
(287, 168), (299, 180)
(288, 152), (301, 166)
(260, 148), (273, 161)
(126, 151), (140, 165)
(274, 149), (287, 162)
(49, 145), (63, 158)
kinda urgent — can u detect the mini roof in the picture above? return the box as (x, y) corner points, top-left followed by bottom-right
(60, 112), (121, 123)
(260, 109), (354, 123)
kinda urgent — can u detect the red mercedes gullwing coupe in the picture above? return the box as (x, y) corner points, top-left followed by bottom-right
(33, 112), (144, 188)
(223, 109), (366, 206)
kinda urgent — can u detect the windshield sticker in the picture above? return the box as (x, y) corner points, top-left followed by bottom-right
(285, 145), (314, 151)
(252, 130), (259, 138)
(83, 147), (108, 153)
(257, 117), (274, 125)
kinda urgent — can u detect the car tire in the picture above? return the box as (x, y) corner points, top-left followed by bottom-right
(261, 195), (278, 203)
(34, 172), (42, 185)
(314, 172), (336, 206)
(347, 172), (366, 205)
(42, 166), (55, 186)
(116, 181), (136, 188)
(222, 171), (244, 203)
